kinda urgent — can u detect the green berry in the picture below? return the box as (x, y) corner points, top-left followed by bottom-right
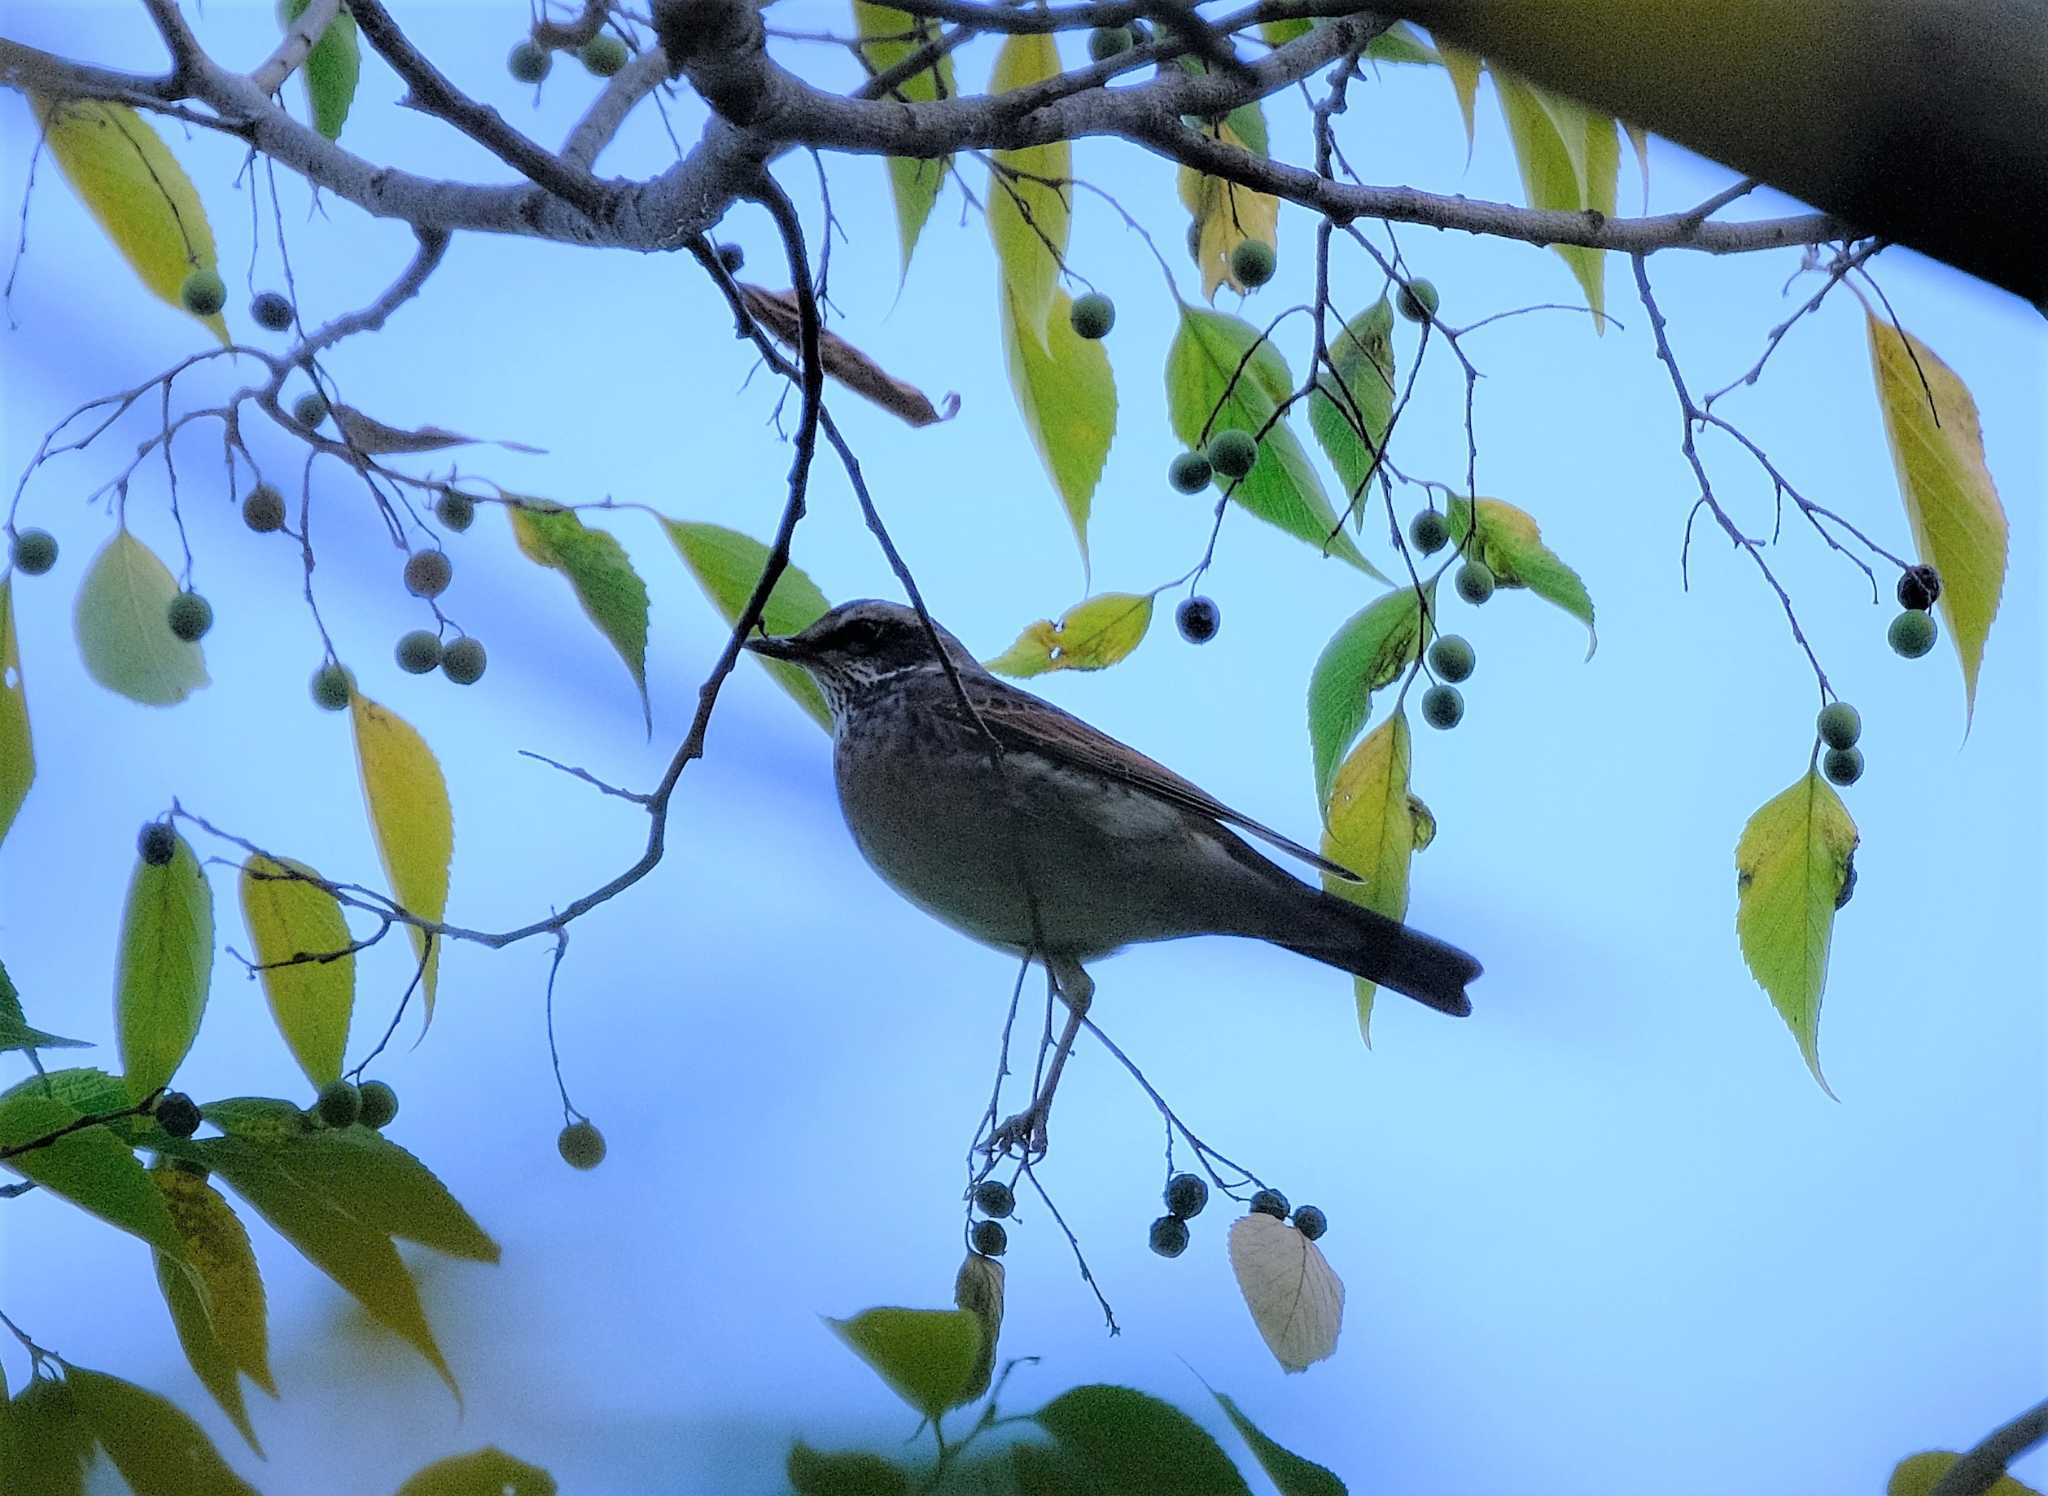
(358, 1080), (400, 1129)
(1397, 278), (1440, 323)
(1409, 509), (1449, 555)
(559, 1119), (606, 1169)
(1454, 560), (1496, 605)
(138, 820), (178, 866)
(1816, 701), (1861, 751)
(1069, 291), (1115, 340)
(1896, 564), (1941, 611)
(1428, 634), (1474, 683)
(250, 291), (294, 332)
(1248, 1188), (1289, 1220)
(180, 268), (226, 316)
(509, 39), (551, 83)
(1176, 596), (1220, 644)
(973, 1179), (1015, 1219)
(1888, 608), (1937, 659)
(1421, 683), (1464, 730)
(155, 1091), (202, 1139)
(1149, 1214), (1190, 1258)
(292, 392), (329, 429)
(167, 591), (212, 642)
(395, 629), (443, 674)
(403, 549), (452, 599)
(1164, 1172), (1208, 1220)
(311, 662), (353, 711)
(1207, 428), (1258, 479)
(1168, 451), (1213, 493)
(441, 636), (488, 685)
(971, 1219), (1008, 1257)
(579, 33), (629, 76)
(1230, 239), (1276, 289)
(1292, 1204), (1328, 1241)
(10, 528), (57, 575)
(242, 485), (287, 533)
(1822, 746), (1864, 786)
(1087, 26), (1133, 61)
(315, 1080), (361, 1129)
(434, 492), (475, 532)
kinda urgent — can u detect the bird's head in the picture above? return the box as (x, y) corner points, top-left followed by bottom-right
(744, 599), (978, 716)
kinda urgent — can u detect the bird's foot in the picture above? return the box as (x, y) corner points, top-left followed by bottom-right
(988, 1102), (1049, 1161)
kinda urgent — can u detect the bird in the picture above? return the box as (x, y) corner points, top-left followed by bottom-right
(744, 599), (1482, 1036)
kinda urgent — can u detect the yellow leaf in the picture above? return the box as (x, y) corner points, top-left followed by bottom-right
(239, 855), (354, 1087)
(1866, 313), (2009, 725)
(988, 34), (1069, 347)
(1734, 769), (1858, 1095)
(0, 578), (31, 847)
(1493, 71), (1617, 329)
(350, 695), (451, 1024)
(986, 593), (1152, 677)
(1228, 1212), (1344, 1373)
(152, 1167), (274, 1395)
(1442, 45), (1482, 158)
(33, 97), (228, 342)
(1890, 1452), (2042, 1496)
(1179, 121), (1279, 300)
(1320, 713), (1421, 1044)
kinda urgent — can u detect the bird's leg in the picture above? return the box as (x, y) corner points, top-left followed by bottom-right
(992, 956), (1093, 1160)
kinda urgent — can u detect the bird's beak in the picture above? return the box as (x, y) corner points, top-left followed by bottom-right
(743, 633), (810, 663)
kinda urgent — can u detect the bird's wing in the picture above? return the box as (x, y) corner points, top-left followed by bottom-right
(960, 676), (1360, 882)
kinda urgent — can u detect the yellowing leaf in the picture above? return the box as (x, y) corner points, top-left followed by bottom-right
(116, 827), (214, 1099)
(1228, 1212), (1344, 1373)
(151, 1167), (272, 1450)
(1322, 713), (1426, 1044)
(952, 1253), (1004, 1407)
(1735, 769), (1858, 1095)
(508, 503), (651, 730)
(1447, 496), (1596, 655)
(1890, 1452), (2042, 1496)
(350, 695), (451, 1024)
(1866, 313), (2008, 723)
(1494, 71), (1617, 328)
(0, 578), (30, 846)
(988, 34), (1070, 347)
(1179, 117), (1279, 300)
(33, 98), (227, 341)
(239, 855), (353, 1087)
(664, 519), (834, 730)
(1307, 584), (1430, 805)
(1001, 284), (1116, 566)
(1442, 45), (1482, 157)
(988, 593), (1152, 678)
(397, 1447), (558, 1496)
(73, 531), (209, 706)
(827, 1307), (985, 1420)
(855, 2), (954, 277)
(64, 1364), (260, 1496)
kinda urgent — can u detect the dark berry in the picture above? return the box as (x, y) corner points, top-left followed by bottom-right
(1087, 26), (1133, 61)
(1248, 1188), (1289, 1220)
(1816, 701), (1861, 751)
(1176, 596), (1220, 644)
(1292, 1204), (1328, 1241)
(1822, 746), (1865, 787)
(1069, 292), (1115, 340)
(1397, 278), (1440, 322)
(292, 392), (329, 429)
(10, 528), (57, 575)
(509, 40), (551, 83)
(1428, 634), (1474, 683)
(1896, 564), (1941, 611)
(395, 629), (442, 674)
(403, 549), (452, 599)
(1409, 509), (1449, 555)
(242, 486), (287, 533)
(1186, 221), (1204, 259)
(1148, 1214), (1190, 1258)
(167, 591), (212, 642)
(358, 1080), (399, 1129)
(559, 1119), (606, 1169)
(434, 492), (475, 532)
(971, 1219), (1008, 1257)
(1421, 683), (1464, 730)
(973, 1179), (1015, 1219)
(441, 636), (488, 685)
(1230, 239), (1275, 289)
(1168, 451), (1213, 493)
(180, 268), (226, 316)
(315, 1080), (360, 1129)
(137, 821), (178, 866)
(1454, 560), (1495, 605)
(1164, 1172), (1208, 1220)
(311, 662), (353, 711)
(1207, 428), (1257, 479)
(250, 291), (294, 332)
(1887, 609), (1937, 659)
(716, 242), (745, 276)
(579, 33), (628, 76)
(1835, 856), (1858, 911)
(155, 1091), (202, 1139)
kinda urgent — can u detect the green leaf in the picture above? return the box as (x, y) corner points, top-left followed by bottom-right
(854, 3), (953, 277)
(988, 33), (1070, 347)
(201, 1096), (317, 1141)
(826, 1307), (985, 1421)
(987, 593), (1153, 678)
(116, 826), (215, 1099)
(0, 578), (30, 847)
(663, 519), (834, 730)
(73, 531), (209, 706)
(63, 1364), (260, 1496)
(154, 1252), (260, 1453)
(1320, 713), (1425, 1044)
(397, 1447), (558, 1495)
(1866, 311), (2008, 725)
(1441, 45), (1481, 156)
(0, 958), (91, 1051)
(152, 1165), (275, 1405)
(1034, 1384), (1252, 1495)
(282, 0), (359, 141)
(1210, 1389), (1346, 1496)
(1307, 298), (1397, 526)
(30, 97), (228, 341)
(0, 1093), (182, 1256)
(1889, 1452), (2043, 1496)
(1734, 769), (1858, 1095)
(1367, 21), (1440, 64)
(1494, 71), (1617, 328)
(8, 1378), (92, 1496)
(506, 502), (652, 730)
(1001, 283), (1116, 566)
(787, 1442), (912, 1496)
(1307, 583), (1430, 806)
(350, 692), (451, 1025)
(1166, 307), (1381, 577)
(1, 1065), (129, 1117)
(273, 1125), (498, 1262)
(239, 855), (352, 1088)
(1446, 496), (1596, 655)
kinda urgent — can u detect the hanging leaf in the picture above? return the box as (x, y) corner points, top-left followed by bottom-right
(8, 1378), (92, 1496)
(826, 1307), (985, 1421)
(0, 1093), (182, 1256)
(664, 520), (834, 730)
(398, 1447), (558, 1495)
(1228, 1212), (1345, 1373)
(1889, 1452), (2042, 1496)
(238, 854), (352, 1088)
(0, 578), (29, 847)
(1307, 584), (1431, 805)
(952, 1253), (1005, 1408)
(854, 2), (954, 277)
(282, 0), (361, 141)
(153, 1252), (260, 1454)
(1307, 297), (1398, 521)
(331, 405), (544, 456)
(116, 825), (214, 1099)
(73, 531), (209, 706)
(1321, 713), (1430, 1044)
(1446, 496), (1596, 655)
(1209, 1388), (1347, 1496)
(31, 97), (227, 340)
(1166, 307), (1381, 577)
(988, 593), (1153, 677)
(1033, 1384), (1252, 1495)
(64, 1364), (260, 1496)
(350, 694), (452, 1024)
(1494, 70), (1618, 328)
(1441, 45), (1481, 157)
(788, 1444), (911, 1496)
(252, 1123), (499, 1262)
(988, 34), (1070, 348)
(507, 502), (651, 730)
(737, 284), (952, 426)
(1734, 769), (1858, 1095)
(1866, 312), (2008, 724)
(0, 960), (89, 1052)
(1001, 283), (1116, 566)
(1178, 114), (1280, 300)
(151, 1166), (273, 1451)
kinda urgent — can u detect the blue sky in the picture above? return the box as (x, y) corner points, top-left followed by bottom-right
(2, 6), (2043, 1493)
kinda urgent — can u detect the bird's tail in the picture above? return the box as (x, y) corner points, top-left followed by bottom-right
(1275, 893), (1480, 1016)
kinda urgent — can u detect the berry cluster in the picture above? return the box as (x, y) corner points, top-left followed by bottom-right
(1148, 1170), (1209, 1258)
(1888, 564), (1941, 659)
(970, 1177), (1015, 1257)
(310, 1078), (402, 1131)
